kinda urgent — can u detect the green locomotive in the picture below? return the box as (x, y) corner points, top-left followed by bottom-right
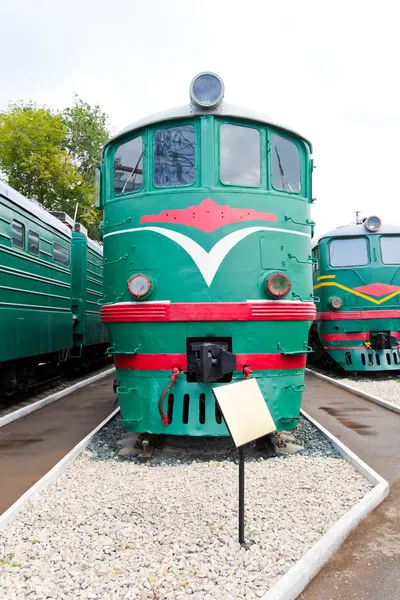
(0, 180), (108, 393)
(97, 72), (316, 436)
(310, 216), (400, 371)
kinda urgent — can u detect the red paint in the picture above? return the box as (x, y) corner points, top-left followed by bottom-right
(324, 346), (365, 351)
(322, 333), (370, 341)
(114, 353), (306, 371)
(318, 310), (400, 321)
(139, 199), (278, 233)
(353, 283), (400, 297)
(243, 366), (252, 379)
(102, 301), (316, 323)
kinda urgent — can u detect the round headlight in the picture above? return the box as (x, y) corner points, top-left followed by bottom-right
(190, 72), (224, 108)
(128, 274), (152, 299)
(365, 215), (381, 232)
(329, 296), (343, 310)
(266, 273), (291, 298)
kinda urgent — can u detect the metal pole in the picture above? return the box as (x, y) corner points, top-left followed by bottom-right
(239, 444), (245, 545)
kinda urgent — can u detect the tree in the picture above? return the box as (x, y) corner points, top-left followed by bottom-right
(0, 102), (86, 214)
(0, 97), (111, 240)
(61, 95), (111, 238)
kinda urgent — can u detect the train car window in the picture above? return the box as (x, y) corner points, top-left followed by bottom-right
(329, 238), (368, 267)
(312, 246), (319, 272)
(220, 124), (260, 186)
(154, 125), (195, 187)
(53, 242), (70, 267)
(271, 134), (301, 193)
(114, 136), (143, 195)
(12, 220), (25, 249)
(380, 236), (400, 264)
(28, 230), (40, 256)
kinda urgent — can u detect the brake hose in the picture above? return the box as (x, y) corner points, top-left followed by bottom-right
(158, 367), (180, 426)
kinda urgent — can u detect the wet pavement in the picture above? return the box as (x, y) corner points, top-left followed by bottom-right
(299, 372), (400, 599)
(0, 375), (116, 514)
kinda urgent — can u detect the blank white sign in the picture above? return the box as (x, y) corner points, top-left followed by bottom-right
(213, 378), (276, 447)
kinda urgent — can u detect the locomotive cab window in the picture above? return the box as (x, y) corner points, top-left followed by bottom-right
(220, 124), (260, 186)
(154, 125), (195, 187)
(329, 237), (369, 267)
(53, 242), (70, 267)
(12, 220), (25, 249)
(28, 230), (39, 256)
(114, 136), (143, 195)
(312, 246), (320, 272)
(271, 134), (301, 193)
(380, 236), (400, 265)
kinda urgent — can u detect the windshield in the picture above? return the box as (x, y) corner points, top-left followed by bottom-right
(380, 236), (400, 265)
(154, 125), (195, 187)
(114, 136), (143, 195)
(271, 134), (301, 193)
(220, 124), (260, 186)
(329, 237), (369, 267)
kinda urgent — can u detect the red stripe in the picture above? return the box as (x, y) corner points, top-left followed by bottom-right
(324, 346), (366, 351)
(114, 353), (306, 371)
(322, 333), (370, 341)
(102, 301), (316, 323)
(318, 310), (400, 321)
(323, 332), (400, 341)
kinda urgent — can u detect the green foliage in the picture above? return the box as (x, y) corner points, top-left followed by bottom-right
(62, 95), (110, 185)
(0, 96), (111, 240)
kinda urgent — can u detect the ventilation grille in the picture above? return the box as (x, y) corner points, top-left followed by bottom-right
(166, 393), (224, 426)
(359, 350), (399, 368)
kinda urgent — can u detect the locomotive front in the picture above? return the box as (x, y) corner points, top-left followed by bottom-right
(97, 73), (316, 436)
(311, 217), (400, 371)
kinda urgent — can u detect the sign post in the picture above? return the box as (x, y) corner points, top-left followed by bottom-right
(212, 378), (276, 548)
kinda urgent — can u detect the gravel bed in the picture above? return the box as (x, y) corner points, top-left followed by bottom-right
(0, 364), (114, 420)
(333, 375), (400, 406)
(0, 417), (372, 600)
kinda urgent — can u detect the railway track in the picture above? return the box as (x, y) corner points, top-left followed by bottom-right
(299, 370), (400, 599)
(0, 371), (116, 518)
(0, 362), (114, 424)
(1, 370), (399, 598)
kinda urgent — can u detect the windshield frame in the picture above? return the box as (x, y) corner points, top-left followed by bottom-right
(218, 120), (264, 189)
(380, 235), (400, 265)
(328, 236), (370, 268)
(270, 131), (302, 195)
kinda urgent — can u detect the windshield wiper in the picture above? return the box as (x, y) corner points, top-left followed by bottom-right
(274, 147), (294, 193)
(122, 152), (143, 194)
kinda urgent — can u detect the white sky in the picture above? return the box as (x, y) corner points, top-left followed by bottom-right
(1, 0), (399, 237)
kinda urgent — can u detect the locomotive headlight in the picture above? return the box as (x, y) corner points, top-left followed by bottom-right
(266, 273), (291, 298)
(365, 215), (381, 232)
(329, 295), (343, 310)
(189, 72), (225, 108)
(128, 274), (152, 299)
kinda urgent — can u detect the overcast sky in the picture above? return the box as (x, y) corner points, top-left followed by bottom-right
(1, 0), (399, 237)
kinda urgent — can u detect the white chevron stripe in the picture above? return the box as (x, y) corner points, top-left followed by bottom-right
(104, 226), (310, 286)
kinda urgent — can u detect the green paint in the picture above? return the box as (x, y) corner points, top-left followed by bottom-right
(313, 235), (400, 371)
(99, 113), (314, 435)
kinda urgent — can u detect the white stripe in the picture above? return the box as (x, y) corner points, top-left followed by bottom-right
(103, 226), (311, 287)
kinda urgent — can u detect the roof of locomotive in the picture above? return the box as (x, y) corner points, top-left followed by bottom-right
(0, 180), (71, 238)
(312, 221), (400, 247)
(105, 103), (313, 152)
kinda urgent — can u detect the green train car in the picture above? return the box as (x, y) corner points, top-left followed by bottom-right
(97, 72), (316, 437)
(0, 180), (108, 393)
(310, 216), (400, 371)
